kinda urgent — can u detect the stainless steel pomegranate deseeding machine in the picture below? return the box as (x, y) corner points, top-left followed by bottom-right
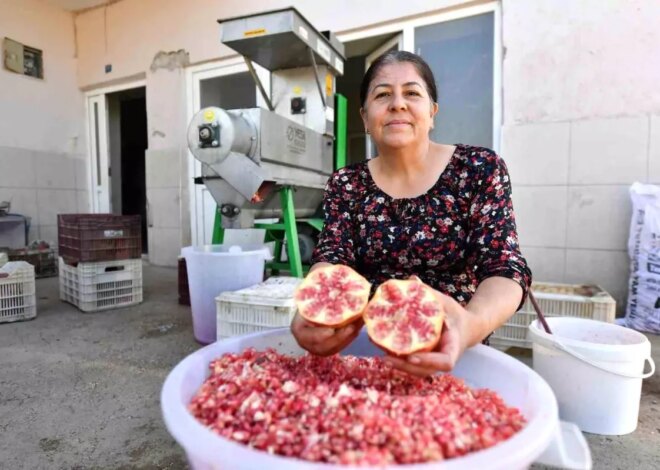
(187, 7), (346, 276)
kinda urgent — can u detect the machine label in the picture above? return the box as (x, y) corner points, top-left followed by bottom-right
(104, 230), (124, 238)
(316, 40), (331, 63)
(244, 28), (267, 37)
(286, 125), (306, 155)
(334, 57), (344, 74)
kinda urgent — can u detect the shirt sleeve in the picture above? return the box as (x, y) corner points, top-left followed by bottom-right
(311, 169), (357, 268)
(467, 151), (532, 310)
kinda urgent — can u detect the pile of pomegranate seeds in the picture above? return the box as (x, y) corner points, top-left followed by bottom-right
(189, 349), (526, 466)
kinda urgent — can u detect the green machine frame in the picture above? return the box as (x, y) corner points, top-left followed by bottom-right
(210, 94), (348, 278)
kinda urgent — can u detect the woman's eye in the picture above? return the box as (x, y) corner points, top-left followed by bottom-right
(406, 90), (421, 97)
(375, 92), (390, 99)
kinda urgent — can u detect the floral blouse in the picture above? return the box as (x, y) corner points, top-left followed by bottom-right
(311, 144), (532, 308)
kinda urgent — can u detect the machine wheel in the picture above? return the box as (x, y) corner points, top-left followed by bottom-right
(297, 232), (316, 264)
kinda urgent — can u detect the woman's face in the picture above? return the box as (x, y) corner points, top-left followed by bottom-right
(360, 61), (439, 151)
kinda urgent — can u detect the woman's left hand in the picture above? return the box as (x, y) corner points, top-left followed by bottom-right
(382, 282), (473, 377)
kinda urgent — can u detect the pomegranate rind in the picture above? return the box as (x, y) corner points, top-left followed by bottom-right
(294, 265), (371, 327)
(364, 279), (445, 356)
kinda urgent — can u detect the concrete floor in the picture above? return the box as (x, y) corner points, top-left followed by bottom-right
(0, 262), (658, 469)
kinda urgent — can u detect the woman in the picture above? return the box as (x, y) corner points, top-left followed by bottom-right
(291, 51), (532, 376)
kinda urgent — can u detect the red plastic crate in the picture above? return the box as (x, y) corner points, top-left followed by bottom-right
(58, 214), (142, 265)
(8, 247), (57, 278)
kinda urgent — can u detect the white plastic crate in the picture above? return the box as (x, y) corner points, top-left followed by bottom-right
(59, 257), (143, 312)
(0, 261), (36, 323)
(490, 282), (617, 349)
(216, 276), (302, 339)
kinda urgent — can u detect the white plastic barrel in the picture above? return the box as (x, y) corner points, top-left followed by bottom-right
(161, 329), (592, 470)
(529, 317), (655, 435)
(181, 244), (271, 344)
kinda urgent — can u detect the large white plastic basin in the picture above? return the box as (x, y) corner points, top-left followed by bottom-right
(161, 329), (591, 469)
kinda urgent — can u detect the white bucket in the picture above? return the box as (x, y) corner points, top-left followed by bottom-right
(161, 329), (592, 470)
(529, 317), (655, 435)
(182, 244), (271, 345)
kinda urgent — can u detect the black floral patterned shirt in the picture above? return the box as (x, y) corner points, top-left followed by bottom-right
(311, 144), (532, 308)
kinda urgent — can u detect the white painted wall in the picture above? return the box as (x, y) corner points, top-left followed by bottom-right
(0, 0), (88, 246)
(504, 0), (660, 123)
(502, 0), (660, 311)
(144, 57), (190, 266)
(73, 0), (467, 88)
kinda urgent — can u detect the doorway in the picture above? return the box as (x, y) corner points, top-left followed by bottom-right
(335, 32), (402, 166)
(106, 87), (148, 253)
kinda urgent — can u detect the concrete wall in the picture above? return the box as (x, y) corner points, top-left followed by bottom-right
(0, 0), (88, 246)
(144, 50), (191, 266)
(502, 0), (660, 311)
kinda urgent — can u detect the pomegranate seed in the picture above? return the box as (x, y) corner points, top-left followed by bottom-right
(189, 349), (526, 466)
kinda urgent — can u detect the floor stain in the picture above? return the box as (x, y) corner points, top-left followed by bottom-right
(128, 442), (150, 461)
(39, 437), (61, 452)
(139, 322), (185, 339)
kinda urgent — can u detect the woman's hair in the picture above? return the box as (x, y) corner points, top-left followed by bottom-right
(359, 50), (438, 107)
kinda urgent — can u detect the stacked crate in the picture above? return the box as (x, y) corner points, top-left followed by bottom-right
(0, 261), (36, 323)
(58, 214), (143, 312)
(215, 277), (302, 339)
(489, 282), (616, 349)
(8, 247), (58, 278)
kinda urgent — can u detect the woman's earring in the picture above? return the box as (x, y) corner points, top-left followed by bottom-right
(365, 129), (370, 134)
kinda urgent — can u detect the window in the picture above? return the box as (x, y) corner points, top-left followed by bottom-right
(415, 13), (494, 148)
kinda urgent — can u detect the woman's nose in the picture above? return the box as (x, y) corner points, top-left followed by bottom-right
(389, 92), (407, 110)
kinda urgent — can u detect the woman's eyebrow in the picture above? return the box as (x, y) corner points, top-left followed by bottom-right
(371, 81), (423, 91)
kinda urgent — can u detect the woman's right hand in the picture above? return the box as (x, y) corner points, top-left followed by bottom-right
(290, 312), (363, 356)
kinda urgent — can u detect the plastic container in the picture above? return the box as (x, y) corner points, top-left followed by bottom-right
(216, 276), (301, 339)
(529, 317), (656, 435)
(161, 329), (592, 470)
(0, 261), (36, 323)
(182, 245), (272, 345)
(59, 257), (143, 312)
(9, 247), (57, 278)
(490, 282), (616, 349)
(58, 213), (142, 264)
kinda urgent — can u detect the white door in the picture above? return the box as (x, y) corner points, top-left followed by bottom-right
(188, 60), (269, 245)
(364, 34), (403, 159)
(87, 94), (111, 212)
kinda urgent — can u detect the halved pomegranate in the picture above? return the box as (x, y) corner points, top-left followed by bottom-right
(294, 265), (371, 327)
(364, 279), (445, 356)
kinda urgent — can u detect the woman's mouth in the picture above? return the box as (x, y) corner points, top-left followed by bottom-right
(386, 120), (411, 127)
